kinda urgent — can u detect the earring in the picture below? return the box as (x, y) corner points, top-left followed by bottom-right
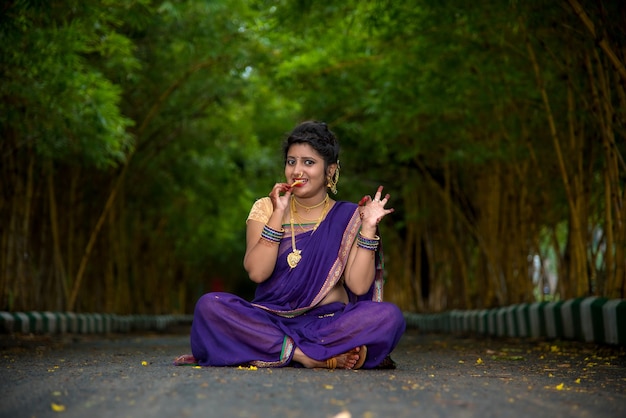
(327, 162), (340, 195)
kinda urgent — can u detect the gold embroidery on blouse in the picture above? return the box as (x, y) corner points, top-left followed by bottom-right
(246, 197), (273, 224)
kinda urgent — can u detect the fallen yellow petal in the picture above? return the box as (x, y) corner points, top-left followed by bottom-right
(476, 358), (483, 365)
(141, 361), (148, 366)
(324, 384), (334, 390)
(575, 378), (581, 384)
(555, 383), (564, 390)
(51, 402), (66, 412)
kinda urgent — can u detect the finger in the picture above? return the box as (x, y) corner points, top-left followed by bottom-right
(358, 196), (368, 206)
(380, 193), (391, 204)
(374, 185), (383, 201)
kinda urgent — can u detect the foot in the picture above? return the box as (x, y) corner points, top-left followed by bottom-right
(173, 354), (198, 366)
(293, 346), (366, 369)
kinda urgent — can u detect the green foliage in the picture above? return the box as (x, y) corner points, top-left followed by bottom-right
(2, 0), (624, 312)
(0, 0), (137, 167)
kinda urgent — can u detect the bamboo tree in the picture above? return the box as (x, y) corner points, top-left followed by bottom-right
(565, 0), (626, 84)
(3, 0), (624, 314)
(47, 161), (68, 308)
(522, 18), (588, 298)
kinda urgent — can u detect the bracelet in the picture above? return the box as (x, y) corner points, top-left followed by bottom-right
(261, 224), (284, 244)
(356, 232), (380, 251)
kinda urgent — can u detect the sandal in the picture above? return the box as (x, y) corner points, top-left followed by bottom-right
(173, 354), (199, 366)
(353, 345), (367, 370)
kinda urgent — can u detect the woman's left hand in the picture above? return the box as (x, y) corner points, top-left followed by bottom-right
(357, 186), (394, 234)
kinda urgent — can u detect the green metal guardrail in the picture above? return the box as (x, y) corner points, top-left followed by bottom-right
(403, 297), (625, 346)
(0, 311), (193, 334)
(1, 297), (623, 346)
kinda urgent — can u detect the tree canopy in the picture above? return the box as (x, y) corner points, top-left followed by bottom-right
(1, 0), (624, 314)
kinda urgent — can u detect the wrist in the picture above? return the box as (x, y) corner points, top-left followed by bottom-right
(359, 227), (377, 239)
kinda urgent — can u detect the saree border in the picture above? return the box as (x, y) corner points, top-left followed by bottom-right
(249, 335), (294, 368)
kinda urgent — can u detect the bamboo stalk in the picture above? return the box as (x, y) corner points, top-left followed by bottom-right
(586, 50), (614, 294)
(67, 60), (217, 311)
(47, 160), (69, 306)
(414, 157), (503, 305)
(445, 160), (472, 308)
(565, 0), (626, 84)
(403, 186), (422, 311)
(522, 18), (588, 298)
(10, 149), (25, 309)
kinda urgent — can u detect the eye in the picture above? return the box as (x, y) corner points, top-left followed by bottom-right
(304, 159), (315, 166)
(286, 158), (296, 166)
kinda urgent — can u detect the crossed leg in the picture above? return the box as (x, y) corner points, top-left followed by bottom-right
(175, 345), (368, 369)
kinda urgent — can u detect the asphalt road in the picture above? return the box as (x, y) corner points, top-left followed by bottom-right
(1, 328), (625, 418)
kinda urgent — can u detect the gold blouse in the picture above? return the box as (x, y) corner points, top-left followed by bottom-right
(246, 197), (273, 224)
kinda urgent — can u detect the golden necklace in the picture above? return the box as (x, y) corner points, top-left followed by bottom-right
(294, 195), (328, 213)
(287, 195), (329, 268)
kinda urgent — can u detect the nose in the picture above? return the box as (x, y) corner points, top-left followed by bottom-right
(292, 164), (305, 177)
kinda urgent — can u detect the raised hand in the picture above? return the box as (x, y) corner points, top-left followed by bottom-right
(358, 186), (394, 233)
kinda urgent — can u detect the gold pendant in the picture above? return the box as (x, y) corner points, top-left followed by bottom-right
(287, 249), (302, 268)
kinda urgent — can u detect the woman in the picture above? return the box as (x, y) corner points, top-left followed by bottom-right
(175, 121), (405, 369)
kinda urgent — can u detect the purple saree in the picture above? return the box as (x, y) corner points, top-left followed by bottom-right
(189, 201), (406, 368)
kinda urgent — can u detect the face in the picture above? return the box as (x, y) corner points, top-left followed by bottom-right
(285, 143), (336, 197)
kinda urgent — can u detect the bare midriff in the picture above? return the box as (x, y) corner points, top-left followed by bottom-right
(320, 280), (349, 306)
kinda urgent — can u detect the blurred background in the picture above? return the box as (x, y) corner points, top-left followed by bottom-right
(1, 0), (624, 315)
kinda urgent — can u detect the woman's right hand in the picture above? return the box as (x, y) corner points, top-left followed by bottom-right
(268, 182), (292, 213)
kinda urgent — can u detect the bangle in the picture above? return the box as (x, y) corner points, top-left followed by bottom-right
(356, 232), (380, 251)
(261, 224), (284, 244)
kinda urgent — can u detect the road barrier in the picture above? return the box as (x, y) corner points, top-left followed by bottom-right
(1, 297), (624, 347)
(0, 312), (193, 335)
(404, 297), (625, 346)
